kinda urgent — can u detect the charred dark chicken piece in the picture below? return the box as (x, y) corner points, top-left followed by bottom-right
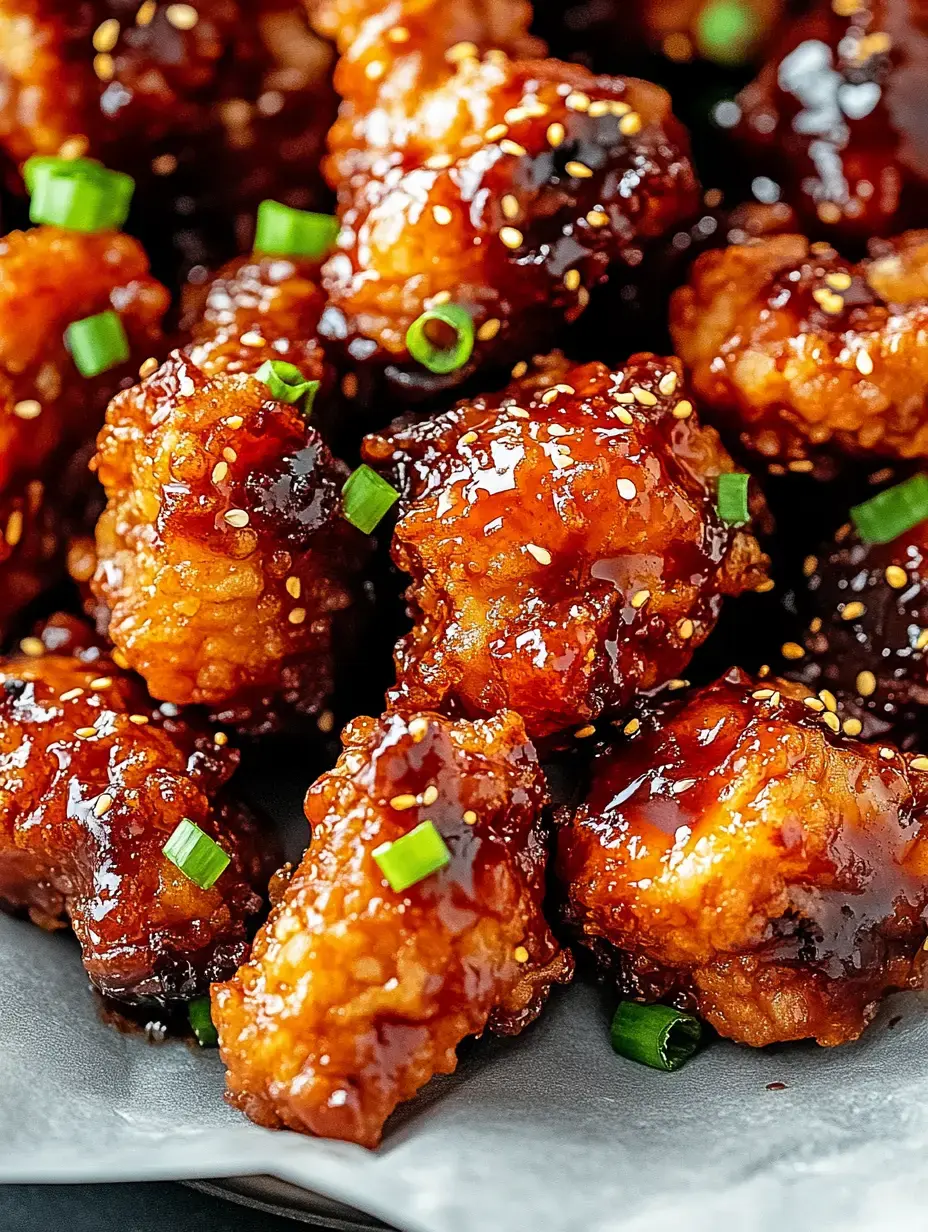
(363, 354), (769, 738)
(212, 707), (571, 1147)
(558, 668), (928, 1047)
(0, 634), (269, 1005)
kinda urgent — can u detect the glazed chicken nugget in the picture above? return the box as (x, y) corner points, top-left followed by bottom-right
(671, 231), (928, 471)
(308, 0), (699, 384)
(212, 708), (572, 1148)
(558, 668), (928, 1047)
(363, 355), (770, 738)
(0, 636), (269, 1005)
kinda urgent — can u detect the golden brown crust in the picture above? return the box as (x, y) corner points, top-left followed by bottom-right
(0, 630), (270, 1005)
(364, 354), (769, 738)
(212, 708), (571, 1147)
(557, 668), (928, 1047)
(671, 231), (928, 469)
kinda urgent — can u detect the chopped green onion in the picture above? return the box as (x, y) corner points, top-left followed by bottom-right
(26, 156), (134, 232)
(610, 1001), (704, 1072)
(342, 464), (400, 534)
(65, 310), (130, 377)
(695, 0), (759, 65)
(255, 359), (319, 412)
(851, 474), (928, 545)
(254, 200), (339, 259)
(373, 820), (451, 892)
(188, 996), (219, 1048)
(406, 304), (475, 374)
(162, 818), (230, 890)
(716, 472), (750, 526)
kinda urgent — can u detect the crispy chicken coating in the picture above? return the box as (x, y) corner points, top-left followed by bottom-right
(212, 708), (571, 1147)
(557, 667), (928, 1047)
(785, 512), (928, 741)
(671, 231), (928, 470)
(0, 225), (166, 635)
(363, 355), (770, 738)
(0, 634), (269, 1005)
(307, 0), (699, 387)
(735, 0), (928, 242)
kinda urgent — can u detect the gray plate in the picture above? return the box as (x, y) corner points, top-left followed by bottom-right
(4, 761), (928, 1231)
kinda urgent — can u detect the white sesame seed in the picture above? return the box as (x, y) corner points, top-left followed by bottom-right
(526, 543), (552, 565)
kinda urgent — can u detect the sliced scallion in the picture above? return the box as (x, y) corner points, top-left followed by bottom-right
(65, 310), (130, 377)
(716, 472), (750, 526)
(851, 474), (928, 545)
(254, 200), (339, 259)
(695, 0), (758, 65)
(188, 996), (219, 1048)
(610, 1001), (704, 1072)
(162, 818), (230, 890)
(255, 358), (319, 412)
(406, 304), (475, 374)
(26, 156), (134, 232)
(342, 464), (400, 534)
(373, 820), (451, 892)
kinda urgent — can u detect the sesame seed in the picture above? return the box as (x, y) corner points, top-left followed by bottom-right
(19, 637), (44, 657)
(819, 689), (838, 712)
(59, 688), (83, 702)
(93, 52), (114, 81)
(166, 4), (199, 29)
(619, 112), (642, 135)
(129, 714), (149, 725)
(477, 318), (501, 342)
(565, 91), (590, 111)
(389, 792), (418, 811)
(804, 697), (825, 711)
(546, 122), (565, 147)
(565, 160), (593, 179)
(631, 386), (658, 406)
(446, 41), (478, 62)
(658, 372), (678, 396)
(422, 785), (439, 806)
(460, 431), (479, 446)
(136, 0), (157, 24)
(617, 478), (637, 500)
(514, 946), (530, 963)
(612, 392), (635, 403)
(677, 618), (695, 640)
(364, 60), (385, 80)
(94, 793), (114, 817)
(911, 756), (928, 771)
(432, 204), (452, 225)
(564, 269), (581, 292)
(408, 717), (429, 742)
(485, 123), (508, 141)
(630, 589), (650, 609)
(93, 17), (120, 51)
(841, 601), (866, 621)
(499, 226), (523, 250)
(90, 677), (112, 690)
(4, 510), (22, 547)
(752, 688), (774, 700)
(615, 408), (634, 425)
(788, 460), (814, 473)
(856, 351), (874, 376)
(667, 679), (689, 691)
(288, 607), (307, 625)
(770, 692), (781, 706)
(574, 725), (596, 738)
(781, 642), (805, 660)
(211, 461), (229, 484)
(224, 509), (249, 528)
(222, 446), (237, 463)
(610, 100), (632, 116)
(822, 711), (841, 733)
(463, 810), (478, 824)
(225, 416), (244, 429)
(759, 664), (771, 677)
(809, 617), (823, 633)
(812, 287), (844, 314)
(317, 710), (335, 734)
(843, 718), (863, 736)
(588, 99), (611, 118)
(388, 26), (410, 43)
(425, 153), (452, 170)
(13, 399), (42, 420)
(885, 565), (907, 588)
(510, 407), (530, 418)
(501, 194), (520, 220)
(526, 543), (552, 565)
(826, 271), (852, 291)
(541, 389), (559, 405)
(500, 139), (527, 157)
(672, 400), (693, 420)
(139, 357), (159, 379)
(112, 651), (129, 669)
(75, 726), (96, 738)
(880, 746), (895, 760)
(803, 555), (818, 577)
(58, 136), (89, 160)
(586, 209), (609, 228)
(856, 670), (877, 696)
(623, 718), (641, 736)
(755, 579), (776, 593)
(917, 629), (928, 651)
(240, 330), (265, 347)
(286, 576), (301, 599)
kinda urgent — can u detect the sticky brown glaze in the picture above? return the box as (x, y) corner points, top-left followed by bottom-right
(735, 0), (928, 243)
(0, 638), (270, 1005)
(307, 0), (699, 391)
(212, 708), (571, 1148)
(671, 230), (928, 471)
(557, 667), (928, 1047)
(363, 354), (770, 739)
(785, 516), (928, 741)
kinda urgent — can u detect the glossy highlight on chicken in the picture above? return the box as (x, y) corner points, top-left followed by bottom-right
(0, 626), (269, 1005)
(212, 708), (571, 1147)
(558, 668), (928, 1047)
(364, 354), (770, 738)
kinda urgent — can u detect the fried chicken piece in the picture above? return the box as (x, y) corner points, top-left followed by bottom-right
(307, 0), (699, 387)
(557, 667), (928, 1047)
(0, 2), (336, 277)
(784, 509), (928, 741)
(735, 0), (928, 243)
(0, 633), (270, 1005)
(362, 354), (770, 739)
(212, 708), (571, 1147)
(671, 231), (928, 471)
